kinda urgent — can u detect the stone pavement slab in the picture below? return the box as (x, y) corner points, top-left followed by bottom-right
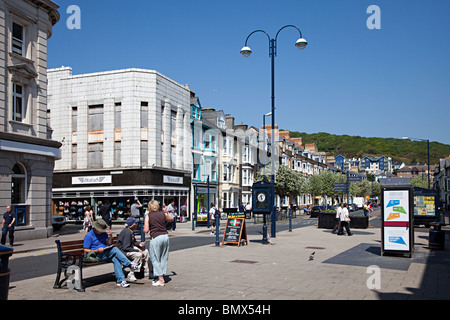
(6, 220), (450, 302)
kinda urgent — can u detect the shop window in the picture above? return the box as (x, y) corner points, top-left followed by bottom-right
(11, 163), (27, 204)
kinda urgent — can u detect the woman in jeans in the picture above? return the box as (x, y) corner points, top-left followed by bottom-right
(144, 200), (174, 286)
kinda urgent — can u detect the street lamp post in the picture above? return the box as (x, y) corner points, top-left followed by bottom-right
(402, 137), (430, 189)
(262, 112), (272, 180)
(241, 25), (307, 238)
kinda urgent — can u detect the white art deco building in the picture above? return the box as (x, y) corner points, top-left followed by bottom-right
(47, 67), (192, 221)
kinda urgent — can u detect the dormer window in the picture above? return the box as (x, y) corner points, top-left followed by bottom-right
(217, 114), (225, 129)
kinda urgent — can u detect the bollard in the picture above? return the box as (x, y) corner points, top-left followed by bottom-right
(289, 208), (292, 232)
(215, 211), (220, 247)
(0, 245), (13, 300)
(429, 222), (445, 250)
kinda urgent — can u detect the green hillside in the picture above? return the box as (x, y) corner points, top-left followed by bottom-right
(289, 131), (450, 165)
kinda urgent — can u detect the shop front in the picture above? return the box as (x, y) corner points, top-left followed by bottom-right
(52, 169), (191, 222)
(192, 184), (217, 225)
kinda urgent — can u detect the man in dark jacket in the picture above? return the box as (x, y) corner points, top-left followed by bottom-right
(117, 217), (151, 281)
(1, 205), (15, 246)
(98, 200), (112, 227)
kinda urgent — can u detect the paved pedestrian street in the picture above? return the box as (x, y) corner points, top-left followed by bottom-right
(7, 219), (450, 303)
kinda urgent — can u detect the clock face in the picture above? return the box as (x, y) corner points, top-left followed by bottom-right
(257, 192), (266, 203)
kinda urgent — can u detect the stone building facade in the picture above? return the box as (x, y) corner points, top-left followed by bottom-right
(0, 0), (60, 240)
(47, 67), (192, 221)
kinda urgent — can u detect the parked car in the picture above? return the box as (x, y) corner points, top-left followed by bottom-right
(348, 204), (356, 212)
(311, 205), (326, 217)
(52, 215), (66, 231)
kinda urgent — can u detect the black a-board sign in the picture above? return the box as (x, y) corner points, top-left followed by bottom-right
(222, 213), (248, 246)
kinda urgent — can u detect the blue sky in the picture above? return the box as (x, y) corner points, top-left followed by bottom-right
(48, 0), (450, 145)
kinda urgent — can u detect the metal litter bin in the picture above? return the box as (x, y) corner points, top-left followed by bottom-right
(0, 245), (13, 300)
(429, 222), (445, 250)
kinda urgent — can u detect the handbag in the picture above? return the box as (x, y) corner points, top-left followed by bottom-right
(83, 251), (100, 263)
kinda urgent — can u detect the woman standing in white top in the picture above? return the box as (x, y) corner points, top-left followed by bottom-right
(337, 204), (352, 236)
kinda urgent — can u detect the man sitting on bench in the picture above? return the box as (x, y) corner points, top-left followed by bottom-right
(83, 218), (140, 288)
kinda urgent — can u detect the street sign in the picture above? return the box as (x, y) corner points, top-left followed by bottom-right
(334, 183), (348, 192)
(348, 176), (362, 182)
(222, 217), (247, 246)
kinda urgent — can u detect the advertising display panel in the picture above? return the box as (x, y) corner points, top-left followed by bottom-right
(381, 184), (414, 257)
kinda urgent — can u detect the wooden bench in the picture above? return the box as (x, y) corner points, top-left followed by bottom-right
(53, 236), (118, 292)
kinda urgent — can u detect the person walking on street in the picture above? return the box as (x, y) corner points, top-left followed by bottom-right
(332, 204), (343, 234)
(98, 200), (112, 228)
(209, 203), (217, 235)
(1, 205), (15, 246)
(337, 203), (352, 236)
(363, 202), (369, 217)
(130, 199), (142, 218)
(144, 200), (173, 287)
(166, 200), (177, 231)
(83, 205), (94, 234)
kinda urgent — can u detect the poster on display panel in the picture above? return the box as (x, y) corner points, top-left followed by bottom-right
(381, 184), (414, 258)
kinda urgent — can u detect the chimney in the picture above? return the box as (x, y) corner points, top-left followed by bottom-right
(225, 114), (235, 129)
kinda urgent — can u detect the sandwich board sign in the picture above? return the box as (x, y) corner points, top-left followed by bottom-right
(380, 183), (414, 258)
(222, 213), (247, 246)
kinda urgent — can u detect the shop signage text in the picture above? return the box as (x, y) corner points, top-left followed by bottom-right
(72, 175), (112, 185)
(163, 175), (183, 185)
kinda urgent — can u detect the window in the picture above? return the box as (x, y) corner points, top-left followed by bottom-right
(193, 156), (201, 181)
(211, 135), (216, 151)
(243, 145), (251, 163)
(192, 126), (201, 149)
(222, 192), (231, 209)
(223, 137), (233, 156)
(115, 142), (121, 167)
(72, 106), (77, 132)
(88, 105), (103, 131)
(205, 133), (210, 150)
(217, 115), (225, 129)
(223, 164), (233, 182)
(211, 161), (217, 181)
(12, 22), (24, 55)
(72, 144), (77, 169)
(115, 103), (121, 129)
(204, 159), (217, 181)
(13, 83), (24, 122)
(140, 102), (148, 128)
(88, 143), (103, 168)
(11, 163), (26, 204)
(242, 169), (253, 186)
